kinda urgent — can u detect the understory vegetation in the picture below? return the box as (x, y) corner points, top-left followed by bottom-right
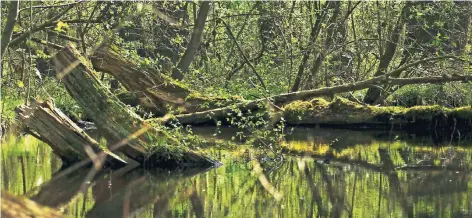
(1, 1), (471, 154)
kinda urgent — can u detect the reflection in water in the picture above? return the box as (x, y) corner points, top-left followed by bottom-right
(2, 128), (472, 217)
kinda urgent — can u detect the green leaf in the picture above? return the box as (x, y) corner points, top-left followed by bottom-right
(464, 44), (471, 53)
(17, 80), (24, 88)
(136, 3), (143, 12)
(54, 21), (69, 33)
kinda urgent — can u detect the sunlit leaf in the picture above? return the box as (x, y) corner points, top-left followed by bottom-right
(54, 21), (69, 33)
(17, 80), (24, 88)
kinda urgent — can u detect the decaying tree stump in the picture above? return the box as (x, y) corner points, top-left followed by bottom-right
(51, 44), (216, 168)
(15, 99), (126, 167)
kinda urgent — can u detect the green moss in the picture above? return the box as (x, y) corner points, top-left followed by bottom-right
(401, 105), (444, 120)
(370, 106), (405, 122)
(329, 96), (364, 111)
(159, 73), (191, 91)
(310, 98), (329, 107)
(447, 107), (472, 119)
(283, 100), (314, 113)
(185, 92), (211, 101)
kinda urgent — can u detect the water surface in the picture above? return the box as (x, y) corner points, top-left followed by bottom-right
(2, 127), (472, 217)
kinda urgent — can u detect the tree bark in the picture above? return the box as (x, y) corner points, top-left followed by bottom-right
(52, 44), (217, 168)
(15, 99), (126, 167)
(0, 0), (19, 60)
(171, 2), (211, 80)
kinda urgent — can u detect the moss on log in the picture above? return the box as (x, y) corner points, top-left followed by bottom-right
(52, 44), (216, 168)
(1, 192), (65, 218)
(15, 99), (126, 167)
(283, 97), (472, 131)
(90, 47), (241, 116)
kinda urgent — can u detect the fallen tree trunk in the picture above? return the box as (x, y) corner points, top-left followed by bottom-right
(90, 47), (470, 126)
(270, 74), (472, 105)
(150, 97), (472, 136)
(281, 97), (472, 132)
(149, 73), (471, 126)
(52, 44), (216, 168)
(15, 99), (126, 167)
(90, 46), (242, 116)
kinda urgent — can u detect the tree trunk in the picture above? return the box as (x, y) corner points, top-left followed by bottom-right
(91, 46), (190, 116)
(0, 0), (19, 60)
(52, 44), (217, 168)
(171, 2), (211, 80)
(308, 1), (342, 89)
(290, 2), (328, 92)
(363, 3), (411, 104)
(15, 99), (126, 167)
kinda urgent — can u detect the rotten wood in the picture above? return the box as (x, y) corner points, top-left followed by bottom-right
(15, 99), (126, 167)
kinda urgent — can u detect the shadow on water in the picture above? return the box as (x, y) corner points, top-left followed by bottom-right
(2, 127), (472, 217)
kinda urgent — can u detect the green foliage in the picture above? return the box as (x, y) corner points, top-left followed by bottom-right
(390, 83), (472, 107)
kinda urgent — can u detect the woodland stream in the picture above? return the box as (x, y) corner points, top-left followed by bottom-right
(2, 127), (472, 218)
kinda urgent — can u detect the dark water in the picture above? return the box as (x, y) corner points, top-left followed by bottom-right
(2, 127), (472, 217)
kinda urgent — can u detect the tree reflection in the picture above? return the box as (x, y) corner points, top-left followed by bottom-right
(3, 129), (472, 217)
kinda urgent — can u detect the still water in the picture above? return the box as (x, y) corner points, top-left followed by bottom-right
(2, 127), (472, 218)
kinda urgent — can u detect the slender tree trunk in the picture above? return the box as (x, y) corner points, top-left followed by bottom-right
(363, 3), (411, 104)
(308, 1), (341, 89)
(172, 2), (211, 80)
(290, 2), (328, 92)
(0, 1), (19, 60)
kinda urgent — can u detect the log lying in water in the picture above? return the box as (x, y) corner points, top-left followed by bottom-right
(90, 47), (241, 116)
(1, 192), (65, 218)
(15, 100), (126, 167)
(51, 44), (217, 168)
(147, 96), (472, 135)
(281, 97), (472, 131)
